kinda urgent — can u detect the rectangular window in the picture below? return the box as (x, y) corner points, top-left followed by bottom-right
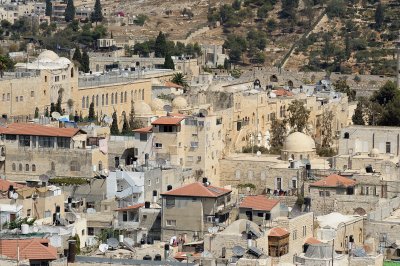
(319, 191), (330, 197)
(55, 76), (60, 82)
(190, 142), (199, 148)
(166, 220), (176, 227)
(19, 135), (30, 147)
(276, 177), (282, 190)
(155, 143), (162, 148)
(148, 180), (151, 186)
(31, 136), (36, 148)
(386, 142), (391, 153)
(88, 227), (94, 236)
(57, 137), (70, 149)
(123, 211), (128, 222)
(7, 93), (10, 101)
(139, 133), (148, 142)
(166, 197), (175, 207)
(257, 212), (264, 217)
(16, 96), (18, 102)
(38, 136), (54, 148)
(303, 226), (307, 236)
(27, 209), (31, 216)
(5, 135), (17, 141)
(31, 91), (34, 97)
(293, 230), (297, 240)
(20, 96), (23, 102)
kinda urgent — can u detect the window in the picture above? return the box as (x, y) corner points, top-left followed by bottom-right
(88, 227), (94, 236)
(206, 216), (214, 223)
(155, 143), (162, 148)
(55, 76), (59, 82)
(120, 92), (123, 103)
(123, 211), (128, 221)
(19, 163), (22, 171)
(166, 197), (175, 207)
(19, 135), (30, 147)
(190, 142), (199, 148)
(386, 142), (391, 153)
(82, 97), (85, 108)
(124, 91), (127, 102)
(5, 135), (16, 141)
(32, 164), (36, 172)
(111, 93), (114, 104)
(142, 89), (144, 100)
(344, 132), (349, 139)
(16, 96), (18, 102)
(235, 170), (241, 179)
(12, 163), (16, 171)
(45, 76), (47, 82)
(96, 95), (99, 107)
(248, 170), (253, 179)
(257, 212), (264, 217)
(86, 96), (89, 108)
(27, 209), (31, 216)
(292, 229), (297, 240)
(70, 161), (80, 171)
(166, 220), (176, 227)
(319, 191), (330, 197)
(102, 94), (104, 106)
(51, 162), (55, 171)
(57, 137), (70, 149)
(98, 161), (103, 171)
(38, 137), (54, 148)
(303, 225), (307, 236)
(71, 67), (74, 78)
(2, 94), (5, 101)
(25, 164), (29, 171)
(7, 93), (10, 101)
(276, 177), (282, 190)
(148, 180), (151, 186)
(44, 211), (51, 218)
(106, 94), (108, 105)
(31, 91), (34, 97)
(139, 133), (148, 142)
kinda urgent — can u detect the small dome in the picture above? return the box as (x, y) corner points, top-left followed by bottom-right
(133, 101), (152, 116)
(55, 57), (72, 65)
(172, 96), (188, 109)
(369, 148), (380, 157)
(150, 98), (166, 111)
(283, 132), (316, 152)
(37, 50), (59, 61)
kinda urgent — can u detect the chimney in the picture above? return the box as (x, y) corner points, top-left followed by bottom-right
(164, 244), (170, 260)
(247, 233), (252, 248)
(67, 240), (76, 263)
(152, 190), (157, 203)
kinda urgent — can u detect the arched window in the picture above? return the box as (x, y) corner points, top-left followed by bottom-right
(142, 89), (144, 100)
(235, 169), (241, 179)
(86, 96), (89, 108)
(120, 92), (123, 103)
(51, 161), (55, 171)
(270, 75), (278, 82)
(115, 92), (118, 104)
(98, 161), (103, 171)
(19, 163), (22, 171)
(124, 91), (127, 102)
(131, 90), (133, 100)
(92, 95), (95, 104)
(96, 95), (99, 107)
(12, 163), (16, 171)
(32, 164), (36, 172)
(111, 93), (114, 104)
(71, 67), (74, 78)
(82, 97), (85, 108)
(25, 164), (29, 171)
(102, 94), (104, 106)
(70, 161), (80, 171)
(106, 94), (109, 105)
(134, 90), (137, 100)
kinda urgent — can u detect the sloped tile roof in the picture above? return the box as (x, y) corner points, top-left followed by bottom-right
(268, 227), (290, 237)
(273, 89), (294, 97)
(132, 126), (153, 133)
(0, 123), (84, 137)
(239, 195), (279, 211)
(165, 81), (183, 89)
(116, 203), (145, 211)
(305, 237), (322, 245)
(161, 182), (231, 198)
(0, 179), (25, 192)
(151, 117), (185, 125)
(310, 174), (356, 188)
(0, 238), (57, 260)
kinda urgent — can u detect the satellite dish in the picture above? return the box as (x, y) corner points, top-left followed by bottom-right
(207, 227), (218, 234)
(99, 243), (109, 253)
(12, 193), (18, 200)
(232, 246), (246, 257)
(163, 105), (172, 112)
(39, 174), (50, 183)
(107, 238), (119, 249)
(51, 112), (61, 119)
(103, 116), (113, 125)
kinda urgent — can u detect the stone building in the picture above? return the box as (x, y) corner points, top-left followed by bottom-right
(160, 181), (233, 242)
(0, 123), (108, 181)
(238, 195), (281, 226)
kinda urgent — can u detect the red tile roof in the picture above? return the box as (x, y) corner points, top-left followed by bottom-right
(165, 81), (183, 89)
(132, 126), (153, 133)
(151, 117), (185, 125)
(161, 182), (231, 198)
(273, 89), (294, 97)
(116, 203), (145, 211)
(0, 179), (25, 191)
(305, 237), (322, 245)
(268, 227), (289, 237)
(0, 239), (57, 261)
(0, 123), (84, 137)
(174, 252), (201, 260)
(239, 195), (279, 211)
(310, 174), (356, 188)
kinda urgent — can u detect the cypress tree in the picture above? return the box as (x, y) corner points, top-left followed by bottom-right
(50, 103), (56, 114)
(88, 102), (95, 121)
(154, 32), (167, 57)
(72, 47), (82, 63)
(45, 0), (52, 17)
(81, 51), (90, 73)
(45, 107), (49, 117)
(121, 115), (129, 135)
(56, 94), (62, 113)
(34, 107), (39, 118)
(64, 0), (75, 22)
(163, 54), (175, 70)
(374, 2), (384, 30)
(91, 0), (103, 24)
(110, 111), (119, 135)
(352, 102), (365, 125)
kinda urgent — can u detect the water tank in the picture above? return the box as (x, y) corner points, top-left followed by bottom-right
(143, 255), (152, 260)
(366, 165), (373, 173)
(119, 235), (124, 243)
(164, 244), (170, 251)
(21, 224), (29, 234)
(167, 185), (172, 191)
(306, 163), (311, 170)
(202, 177), (208, 183)
(154, 254), (162, 261)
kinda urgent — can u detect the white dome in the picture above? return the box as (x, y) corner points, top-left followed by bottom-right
(172, 96), (188, 109)
(283, 132), (316, 152)
(37, 50), (59, 61)
(133, 101), (152, 115)
(55, 57), (72, 65)
(369, 148), (380, 157)
(150, 98), (166, 111)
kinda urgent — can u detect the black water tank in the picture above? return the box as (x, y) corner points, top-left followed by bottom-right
(366, 165), (373, 173)
(247, 233), (252, 240)
(141, 238), (146, 245)
(56, 205), (61, 213)
(8, 185), (13, 192)
(144, 201), (150, 208)
(68, 197), (72, 204)
(202, 177), (208, 183)
(143, 255), (152, 260)
(306, 163), (311, 170)
(147, 236), (154, 244)
(154, 254), (162, 261)
(164, 244), (170, 251)
(67, 240), (76, 263)
(167, 185), (172, 191)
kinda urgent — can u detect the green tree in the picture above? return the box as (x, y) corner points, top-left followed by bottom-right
(72, 47), (82, 64)
(110, 111), (119, 135)
(326, 0), (346, 18)
(134, 14), (147, 26)
(374, 2), (384, 30)
(280, 0), (299, 19)
(50, 103), (56, 114)
(34, 107), (39, 118)
(371, 81), (399, 106)
(171, 73), (188, 88)
(270, 118), (287, 153)
(121, 114), (129, 135)
(320, 109), (333, 148)
(64, 0), (75, 22)
(81, 50), (90, 73)
(379, 99), (400, 126)
(56, 94), (62, 113)
(352, 101), (365, 125)
(334, 79), (356, 101)
(163, 54), (175, 70)
(232, 0), (241, 10)
(154, 32), (167, 57)
(0, 55), (14, 78)
(45, 0), (52, 17)
(91, 0), (103, 24)
(287, 100), (310, 132)
(88, 102), (95, 121)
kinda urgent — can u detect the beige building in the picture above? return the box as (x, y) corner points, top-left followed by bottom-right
(0, 123), (108, 180)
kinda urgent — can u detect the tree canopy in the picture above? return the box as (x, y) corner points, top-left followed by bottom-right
(64, 0), (76, 22)
(287, 100), (310, 133)
(91, 0), (103, 24)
